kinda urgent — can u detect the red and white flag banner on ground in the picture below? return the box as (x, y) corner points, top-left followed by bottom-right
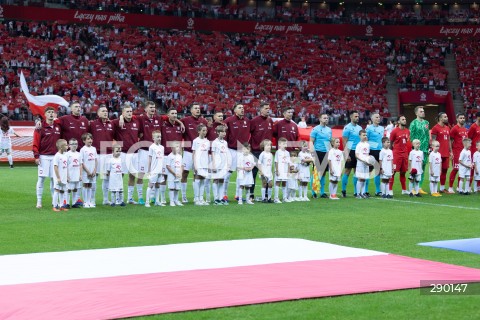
(20, 71), (69, 118)
(0, 238), (479, 319)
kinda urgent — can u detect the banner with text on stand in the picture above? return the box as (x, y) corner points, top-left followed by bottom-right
(2, 5), (480, 38)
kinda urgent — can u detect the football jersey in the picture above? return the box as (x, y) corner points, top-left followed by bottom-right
(192, 137), (210, 169)
(211, 138), (229, 172)
(379, 148), (394, 176)
(390, 127), (410, 158)
(0, 128), (15, 148)
(409, 150), (424, 174)
(166, 153), (183, 181)
(328, 148), (344, 177)
(450, 125), (468, 157)
(66, 150), (82, 181)
(258, 151), (273, 178)
(429, 151), (442, 177)
(431, 124), (450, 157)
(80, 145), (98, 174)
(53, 152), (68, 184)
(148, 143), (165, 174)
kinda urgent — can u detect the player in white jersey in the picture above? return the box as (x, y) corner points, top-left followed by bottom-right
(192, 124), (210, 205)
(379, 137), (394, 198)
(106, 145), (125, 207)
(458, 138), (473, 195)
(52, 139), (69, 212)
(287, 150), (299, 202)
(429, 140), (442, 196)
(66, 138), (82, 208)
(166, 141), (184, 207)
(408, 139), (424, 197)
(211, 125), (230, 205)
(237, 143), (255, 205)
(298, 141), (314, 201)
(328, 137), (344, 200)
(355, 130), (370, 199)
(473, 141), (480, 192)
(274, 137), (290, 203)
(80, 133), (98, 208)
(145, 131), (165, 207)
(0, 117), (21, 168)
(258, 139), (274, 202)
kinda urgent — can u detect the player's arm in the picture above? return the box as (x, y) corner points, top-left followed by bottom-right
(428, 155), (434, 176)
(408, 154), (413, 172)
(274, 157), (279, 176)
(67, 160), (71, 183)
(309, 136), (316, 154)
(448, 136), (453, 158)
(79, 160), (83, 180)
(378, 154), (384, 174)
(166, 163), (175, 175)
(92, 156), (98, 176)
(32, 130), (41, 165)
(475, 157), (480, 174)
(179, 163), (184, 177)
(148, 154), (153, 175)
(192, 149), (197, 173)
(211, 150), (217, 172)
(54, 164), (61, 183)
(328, 154), (334, 176)
(82, 158), (91, 176)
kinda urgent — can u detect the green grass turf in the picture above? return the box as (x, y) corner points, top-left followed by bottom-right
(0, 165), (479, 319)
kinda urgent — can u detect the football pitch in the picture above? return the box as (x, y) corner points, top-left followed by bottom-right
(0, 165), (479, 319)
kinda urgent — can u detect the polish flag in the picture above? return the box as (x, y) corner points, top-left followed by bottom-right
(0, 238), (479, 319)
(20, 71), (69, 118)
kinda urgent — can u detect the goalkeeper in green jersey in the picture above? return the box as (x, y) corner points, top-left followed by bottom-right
(409, 106), (430, 194)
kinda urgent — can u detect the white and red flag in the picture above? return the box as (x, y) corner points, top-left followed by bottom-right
(0, 238), (480, 319)
(20, 71), (69, 118)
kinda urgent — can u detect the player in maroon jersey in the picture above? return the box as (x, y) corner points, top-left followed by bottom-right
(448, 113), (468, 193)
(89, 104), (115, 205)
(179, 103), (208, 202)
(389, 115), (410, 195)
(223, 104), (251, 200)
(33, 107), (62, 208)
(54, 101), (90, 149)
(206, 111), (225, 142)
(160, 107), (184, 204)
(118, 101), (184, 204)
(249, 103), (273, 200)
(272, 106), (299, 151)
(112, 104), (142, 204)
(468, 112), (480, 155)
(430, 112), (452, 193)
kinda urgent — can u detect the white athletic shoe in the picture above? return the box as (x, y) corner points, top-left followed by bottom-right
(154, 202), (166, 207)
(303, 197), (310, 201)
(175, 201), (184, 206)
(170, 202), (176, 207)
(36, 202), (42, 209)
(274, 199), (282, 204)
(401, 190), (410, 195)
(246, 199), (254, 205)
(182, 197), (188, 203)
(145, 202), (151, 208)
